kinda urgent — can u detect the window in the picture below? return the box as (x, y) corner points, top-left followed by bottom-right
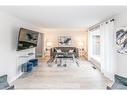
(92, 35), (100, 56)
(88, 27), (101, 63)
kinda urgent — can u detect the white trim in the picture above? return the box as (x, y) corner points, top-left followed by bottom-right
(9, 72), (24, 84)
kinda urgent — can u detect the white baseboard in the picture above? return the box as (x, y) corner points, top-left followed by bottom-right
(9, 72), (24, 84)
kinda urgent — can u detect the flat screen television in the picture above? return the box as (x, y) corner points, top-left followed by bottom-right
(17, 28), (39, 51)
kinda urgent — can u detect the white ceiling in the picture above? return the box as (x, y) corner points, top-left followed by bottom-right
(0, 6), (126, 28)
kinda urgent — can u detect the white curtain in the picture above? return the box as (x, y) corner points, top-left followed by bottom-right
(100, 20), (116, 81)
(88, 30), (93, 60)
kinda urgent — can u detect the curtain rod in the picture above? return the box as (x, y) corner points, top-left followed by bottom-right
(88, 18), (115, 31)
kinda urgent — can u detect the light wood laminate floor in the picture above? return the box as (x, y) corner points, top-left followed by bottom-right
(12, 58), (112, 89)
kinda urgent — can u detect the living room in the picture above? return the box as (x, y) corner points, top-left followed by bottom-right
(43, 28), (88, 58)
(0, 5), (127, 91)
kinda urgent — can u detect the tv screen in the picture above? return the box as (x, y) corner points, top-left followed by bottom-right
(17, 28), (39, 51)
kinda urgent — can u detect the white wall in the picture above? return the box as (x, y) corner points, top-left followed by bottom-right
(114, 10), (127, 78)
(43, 28), (88, 51)
(0, 11), (42, 83)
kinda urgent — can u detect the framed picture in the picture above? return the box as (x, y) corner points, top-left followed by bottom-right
(116, 27), (127, 54)
(58, 36), (71, 47)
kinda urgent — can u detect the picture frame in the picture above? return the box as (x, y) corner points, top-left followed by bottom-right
(58, 36), (72, 47)
(116, 26), (127, 54)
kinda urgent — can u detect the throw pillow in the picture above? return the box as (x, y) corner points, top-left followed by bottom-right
(56, 49), (62, 53)
(69, 49), (74, 53)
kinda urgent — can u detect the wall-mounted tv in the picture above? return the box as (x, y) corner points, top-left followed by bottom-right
(17, 28), (39, 51)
